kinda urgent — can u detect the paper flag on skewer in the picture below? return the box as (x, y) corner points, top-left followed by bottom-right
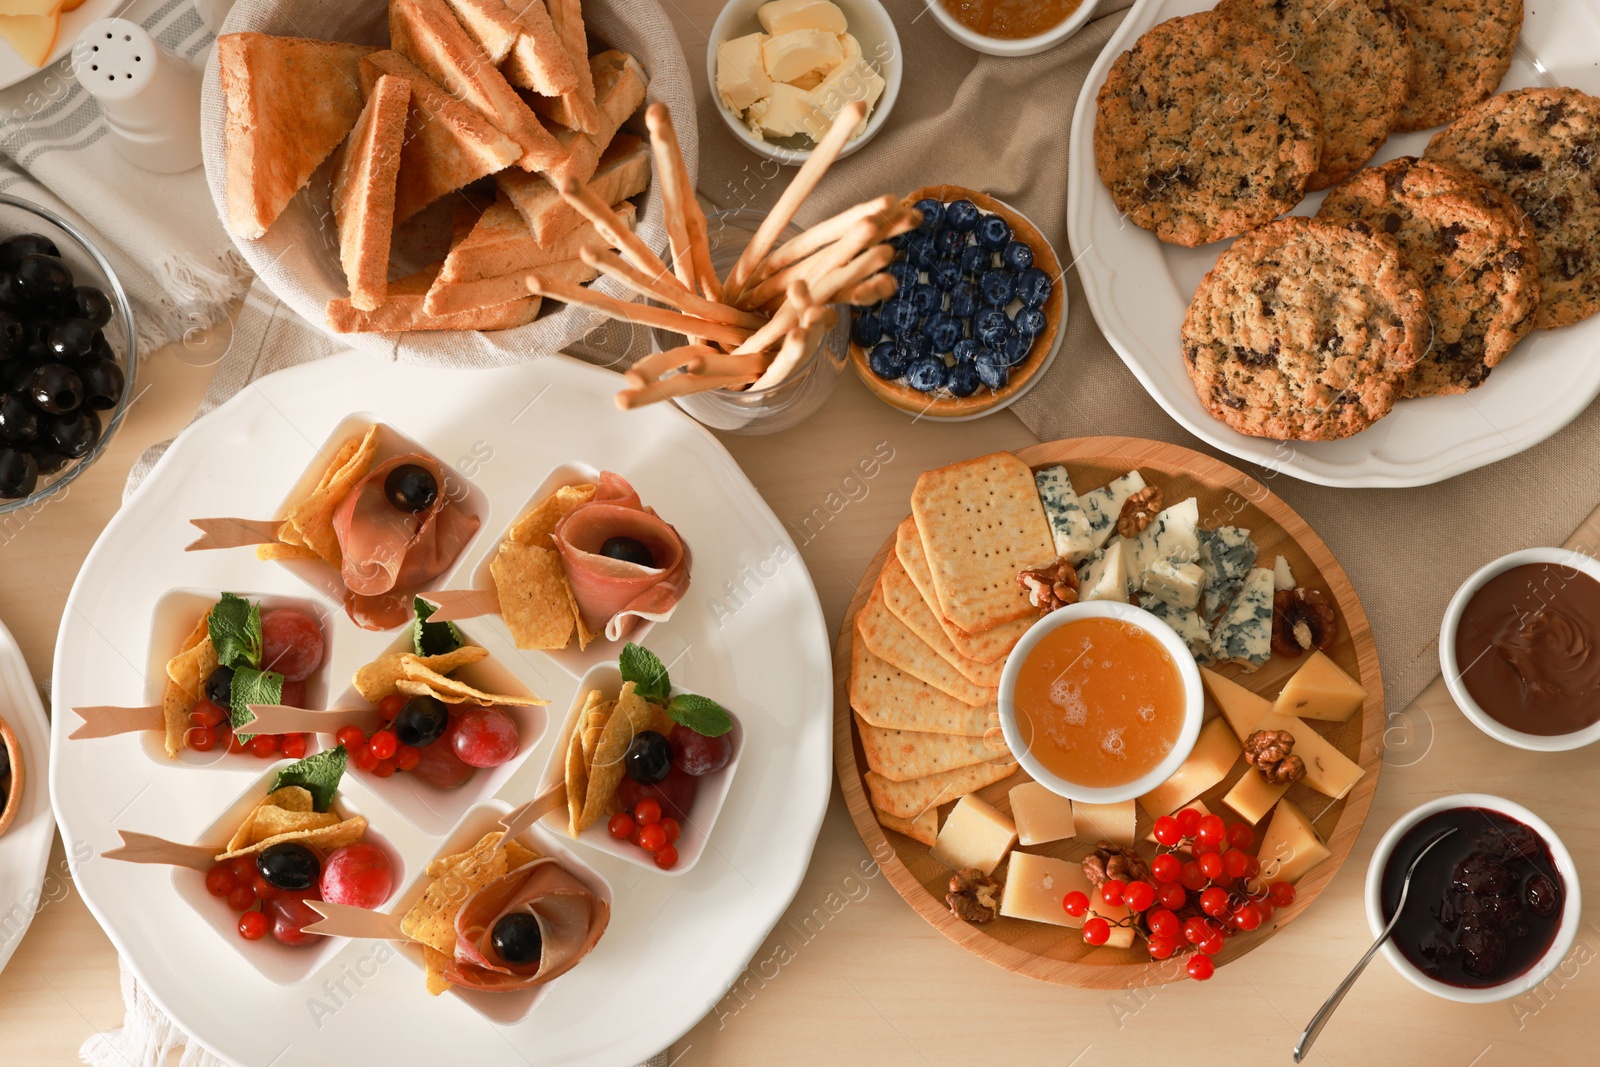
(243, 705), (385, 737)
(301, 900), (408, 940)
(102, 831), (219, 871)
(420, 588), (499, 623)
(70, 705), (162, 739)
(186, 517), (283, 551)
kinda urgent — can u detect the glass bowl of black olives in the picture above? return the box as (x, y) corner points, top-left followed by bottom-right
(0, 194), (136, 512)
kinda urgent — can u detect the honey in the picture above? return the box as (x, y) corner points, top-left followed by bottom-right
(1012, 617), (1185, 789)
(939, 0), (1084, 40)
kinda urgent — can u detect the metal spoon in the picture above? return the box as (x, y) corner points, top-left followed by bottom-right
(1293, 826), (1458, 1063)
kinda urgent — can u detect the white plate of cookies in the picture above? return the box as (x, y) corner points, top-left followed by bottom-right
(1068, 0), (1600, 488)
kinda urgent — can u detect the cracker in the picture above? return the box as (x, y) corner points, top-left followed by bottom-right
(909, 452), (1054, 633)
(280, 426), (379, 565)
(895, 516), (1032, 664)
(849, 635), (995, 737)
(864, 762), (1018, 821)
(579, 681), (653, 832)
(854, 585), (995, 707)
(879, 555), (1006, 689)
(506, 483), (596, 547)
(353, 645), (489, 703)
(491, 541), (577, 649)
(876, 808), (938, 847)
(855, 715), (1011, 783)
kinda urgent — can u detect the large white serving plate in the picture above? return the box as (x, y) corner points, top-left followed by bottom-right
(49, 351), (833, 1066)
(0, 616), (56, 977)
(1068, 0), (1600, 487)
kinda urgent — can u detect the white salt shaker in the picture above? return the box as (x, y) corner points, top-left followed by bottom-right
(72, 18), (202, 174)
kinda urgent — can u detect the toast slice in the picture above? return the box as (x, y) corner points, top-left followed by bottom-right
(499, 0), (578, 98)
(424, 256), (599, 316)
(217, 33), (376, 239)
(545, 51), (647, 187)
(498, 132), (650, 244)
(360, 50), (520, 223)
(526, 0), (598, 134)
(438, 193), (635, 284)
(331, 75), (411, 311)
(326, 262), (541, 333)
(390, 0), (564, 173)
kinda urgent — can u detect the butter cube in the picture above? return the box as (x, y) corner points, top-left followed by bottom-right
(1273, 650), (1365, 723)
(1072, 799), (1136, 847)
(809, 56), (884, 139)
(1000, 851), (1094, 927)
(1009, 781), (1075, 846)
(929, 795), (1016, 875)
(761, 28), (842, 85)
(1137, 716), (1241, 818)
(1250, 799), (1330, 889)
(758, 0), (848, 35)
(716, 32), (773, 113)
(746, 82), (821, 139)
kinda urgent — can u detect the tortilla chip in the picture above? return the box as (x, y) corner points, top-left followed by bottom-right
(402, 832), (508, 956)
(506, 483), (596, 547)
(572, 584), (599, 650)
(395, 655), (548, 706)
(422, 946), (453, 996)
(256, 542), (323, 562)
(503, 839), (540, 869)
(579, 692), (611, 764)
(215, 815), (367, 861)
(565, 726), (588, 837)
(280, 426), (379, 565)
(579, 681), (652, 832)
(491, 541), (577, 650)
(353, 645), (489, 703)
(250, 806), (342, 843)
(163, 614), (216, 757)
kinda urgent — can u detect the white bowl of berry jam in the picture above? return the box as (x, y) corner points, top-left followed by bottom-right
(1365, 794), (1580, 1004)
(0, 193), (136, 513)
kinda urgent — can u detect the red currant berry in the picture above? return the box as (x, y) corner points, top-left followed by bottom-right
(191, 699), (227, 728)
(638, 824), (668, 853)
(205, 866), (235, 897)
(1191, 839), (1220, 857)
(280, 734), (308, 760)
(1269, 881), (1297, 908)
(608, 813), (635, 840)
(1188, 954), (1216, 981)
(660, 818), (681, 846)
(249, 734), (277, 759)
(1198, 852), (1225, 880)
(368, 730), (398, 761)
(1199, 886), (1230, 919)
(354, 745), (379, 773)
(1152, 815), (1182, 847)
(377, 694), (406, 721)
(1198, 934), (1226, 956)
(238, 910), (269, 941)
(227, 886), (256, 912)
(1123, 881), (1156, 912)
(1151, 854), (1182, 884)
(186, 725), (217, 752)
(1179, 861), (1208, 892)
(1183, 916), (1211, 944)
(1223, 849), (1251, 880)
(1256, 900), (1276, 924)
(1100, 879), (1126, 907)
(372, 758), (396, 779)
(1231, 903), (1264, 931)
(227, 731), (247, 755)
(1149, 935), (1176, 960)
(1175, 808), (1202, 837)
(394, 744), (421, 771)
(1158, 882), (1188, 911)
(1197, 814), (1226, 847)
(634, 798), (662, 826)
(653, 845), (679, 870)
(1082, 917), (1110, 946)
(1226, 822), (1255, 850)
(1062, 891), (1090, 918)
(229, 857), (257, 882)
(1147, 908), (1180, 940)
(336, 725), (366, 750)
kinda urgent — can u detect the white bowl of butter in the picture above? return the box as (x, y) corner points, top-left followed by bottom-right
(708, 0), (901, 166)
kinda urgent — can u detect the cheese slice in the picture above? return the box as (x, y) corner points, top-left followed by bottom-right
(1273, 650), (1365, 723)
(1221, 769), (1289, 825)
(1034, 465), (1097, 562)
(1201, 667), (1363, 800)
(1201, 666), (1274, 741)
(1078, 471), (1146, 552)
(759, 0), (848, 34)
(1009, 781), (1075, 846)
(1251, 799), (1329, 888)
(1000, 851), (1093, 928)
(1137, 716), (1240, 818)
(1072, 799), (1136, 847)
(1127, 496), (1200, 585)
(1077, 540), (1129, 603)
(1210, 567), (1274, 670)
(929, 794), (1016, 875)
(715, 32), (772, 113)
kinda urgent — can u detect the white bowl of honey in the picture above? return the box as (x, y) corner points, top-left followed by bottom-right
(998, 600), (1203, 804)
(926, 0), (1101, 58)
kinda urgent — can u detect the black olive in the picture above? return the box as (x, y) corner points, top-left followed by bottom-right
(28, 444), (67, 475)
(46, 408), (99, 458)
(0, 274), (21, 315)
(0, 393), (39, 443)
(599, 535), (656, 568)
(78, 358), (124, 410)
(88, 331), (113, 363)
(392, 695), (448, 748)
(0, 313), (23, 361)
(0, 447), (37, 498)
(16, 253), (72, 302)
(625, 730), (672, 785)
(0, 234), (59, 269)
(46, 319), (96, 361)
(490, 913), (543, 967)
(27, 362), (82, 414)
(205, 665), (235, 708)
(383, 462), (438, 513)
(257, 842), (321, 891)
(72, 286), (112, 327)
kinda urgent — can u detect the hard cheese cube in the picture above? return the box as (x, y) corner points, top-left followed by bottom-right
(1137, 716), (1241, 818)
(1072, 799), (1136, 847)
(1000, 851), (1095, 928)
(1009, 781), (1076, 846)
(1077, 540), (1130, 603)
(1202, 668), (1363, 801)
(929, 794), (1016, 875)
(1273, 650), (1365, 723)
(1222, 769), (1289, 825)
(1201, 666), (1274, 740)
(1251, 799), (1330, 889)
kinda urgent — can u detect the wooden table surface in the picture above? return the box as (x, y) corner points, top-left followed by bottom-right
(5, 4), (1600, 1065)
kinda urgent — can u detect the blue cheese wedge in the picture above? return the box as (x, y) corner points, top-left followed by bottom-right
(1209, 567), (1274, 671)
(1077, 540), (1129, 603)
(1274, 555), (1295, 591)
(1127, 497), (1200, 587)
(1078, 471), (1146, 553)
(1142, 558), (1204, 610)
(1034, 465), (1096, 562)
(1198, 526), (1258, 622)
(1146, 598), (1213, 663)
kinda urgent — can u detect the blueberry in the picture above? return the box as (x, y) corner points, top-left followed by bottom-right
(1001, 332), (1035, 366)
(868, 340), (909, 380)
(979, 269), (1016, 307)
(904, 233), (937, 269)
(913, 198), (944, 233)
(1016, 267), (1052, 308)
(948, 283), (980, 319)
(953, 338), (980, 364)
(905, 331), (935, 359)
(905, 358), (948, 393)
(977, 214), (1012, 251)
(924, 313), (961, 354)
(975, 308), (1012, 348)
(909, 283), (941, 316)
(975, 350), (1010, 390)
(945, 199), (980, 233)
(887, 258), (919, 288)
(852, 309), (883, 347)
(882, 298), (919, 335)
(929, 259), (963, 290)
(1014, 307), (1048, 339)
(959, 245), (991, 277)
(947, 362), (981, 397)
(1001, 240), (1034, 273)
(934, 228), (968, 258)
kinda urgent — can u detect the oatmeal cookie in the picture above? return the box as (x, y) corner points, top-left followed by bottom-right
(1393, 0), (1522, 133)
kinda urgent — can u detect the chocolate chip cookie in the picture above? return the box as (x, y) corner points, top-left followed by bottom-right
(1182, 217), (1430, 441)
(1426, 87), (1600, 329)
(1318, 157), (1541, 397)
(1094, 10), (1323, 248)
(1393, 0), (1522, 133)
(1216, 0), (1409, 191)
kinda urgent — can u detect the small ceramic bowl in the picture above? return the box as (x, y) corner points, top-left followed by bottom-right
(926, 0), (1102, 57)
(1438, 547), (1600, 752)
(0, 713), (23, 838)
(707, 0), (902, 166)
(997, 600), (1202, 804)
(1365, 794), (1580, 1003)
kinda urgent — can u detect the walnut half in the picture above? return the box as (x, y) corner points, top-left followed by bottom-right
(947, 868), (1001, 923)
(1082, 842), (1152, 887)
(1244, 729), (1306, 785)
(1272, 588), (1338, 658)
(1117, 486), (1164, 538)
(1018, 558), (1080, 615)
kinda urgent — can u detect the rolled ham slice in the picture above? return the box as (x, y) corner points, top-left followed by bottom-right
(333, 454), (479, 624)
(553, 471), (690, 641)
(447, 858), (610, 992)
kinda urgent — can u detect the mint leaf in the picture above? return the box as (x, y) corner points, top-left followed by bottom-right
(209, 593), (262, 670)
(667, 693), (732, 738)
(619, 643), (670, 704)
(229, 665), (283, 740)
(413, 597), (463, 657)
(271, 745), (348, 813)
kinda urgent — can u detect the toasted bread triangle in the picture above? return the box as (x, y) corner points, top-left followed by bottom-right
(332, 75), (410, 311)
(424, 256), (598, 316)
(440, 192), (635, 283)
(326, 262), (541, 333)
(217, 33), (377, 239)
(360, 50), (520, 223)
(527, 0), (598, 134)
(544, 50), (647, 187)
(499, 0), (579, 98)
(497, 132), (649, 244)
(390, 0), (564, 173)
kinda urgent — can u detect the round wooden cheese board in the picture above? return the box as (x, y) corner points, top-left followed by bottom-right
(832, 436), (1385, 988)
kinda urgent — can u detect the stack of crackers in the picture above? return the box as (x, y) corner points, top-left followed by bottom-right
(850, 453), (1059, 846)
(217, 0), (651, 334)
(560, 680), (674, 837)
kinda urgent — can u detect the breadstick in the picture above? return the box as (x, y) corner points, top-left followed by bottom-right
(556, 177), (688, 295)
(625, 344), (720, 388)
(615, 370), (758, 410)
(580, 248), (767, 330)
(739, 215), (886, 310)
(722, 101), (869, 300)
(837, 272), (898, 306)
(810, 244), (896, 306)
(742, 195), (897, 293)
(526, 274), (753, 347)
(750, 304), (837, 391)
(691, 349), (772, 378)
(644, 105), (698, 292)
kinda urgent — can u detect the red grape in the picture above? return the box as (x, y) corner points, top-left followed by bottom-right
(450, 706), (520, 768)
(615, 766), (698, 823)
(668, 722), (734, 777)
(265, 890), (324, 948)
(320, 842), (393, 909)
(408, 726), (475, 789)
(260, 608), (325, 682)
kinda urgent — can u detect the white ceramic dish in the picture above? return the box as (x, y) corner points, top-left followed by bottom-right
(0, 0), (125, 93)
(927, 0), (1101, 57)
(1365, 794), (1580, 1003)
(1067, 0), (1600, 488)
(49, 351), (833, 1066)
(0, 616), (56, 977)
(1438, 547), (1600, 752)
(707, 0), (901, 166)
(997, 600), (1202, 804)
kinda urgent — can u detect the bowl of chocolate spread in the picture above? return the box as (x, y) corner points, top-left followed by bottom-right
(1440, 548), (1600, 751)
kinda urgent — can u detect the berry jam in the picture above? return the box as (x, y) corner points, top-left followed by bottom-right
(1382, 807), (1564, 988)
